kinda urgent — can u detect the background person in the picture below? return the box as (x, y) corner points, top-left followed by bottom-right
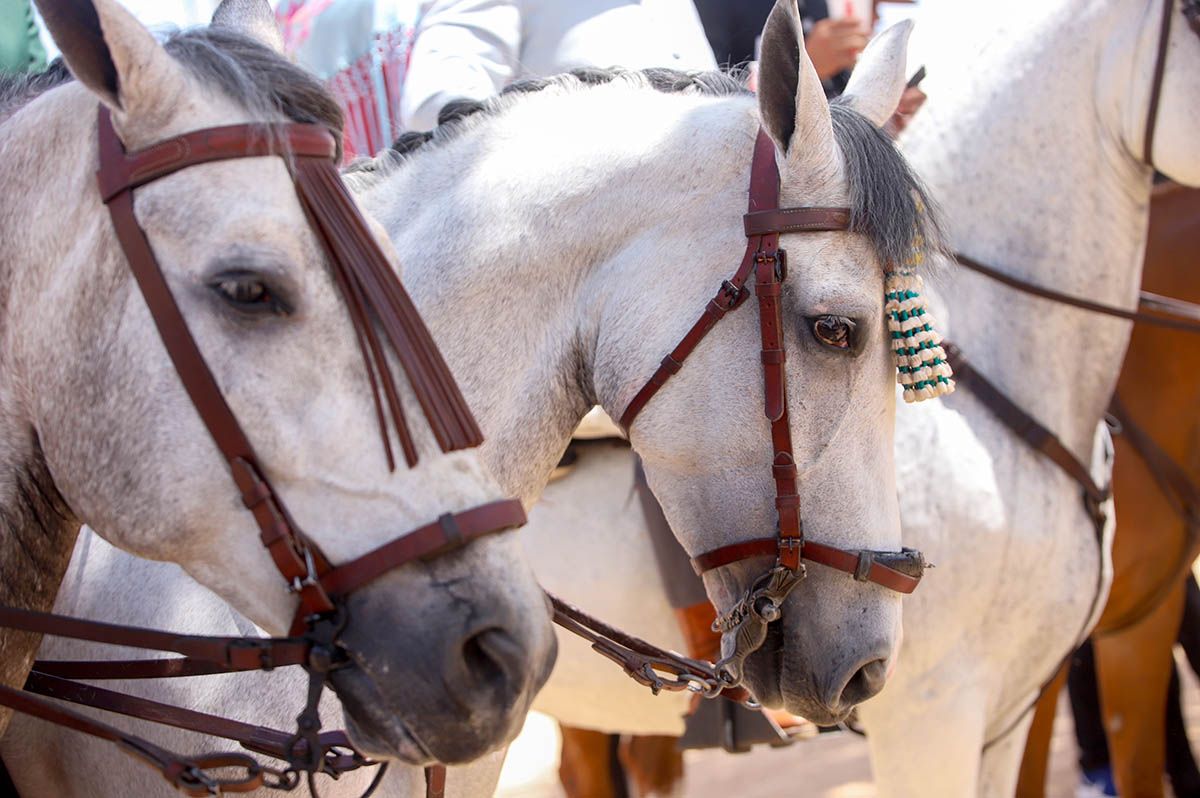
(399, 0), (717, 132)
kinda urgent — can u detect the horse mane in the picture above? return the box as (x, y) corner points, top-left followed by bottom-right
(345, 66), (942, 270)
(0, 27), (343, 136)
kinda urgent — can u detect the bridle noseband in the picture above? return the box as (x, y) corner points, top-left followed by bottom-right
(0, 108), (529, 795)
(619, 129), (927, 687)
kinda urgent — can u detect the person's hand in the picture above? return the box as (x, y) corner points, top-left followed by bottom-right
(884, 86), (926, 137)
(805, 18), (869, 79)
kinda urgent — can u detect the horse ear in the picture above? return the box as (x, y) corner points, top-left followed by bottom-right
(756, 0), (837, 172)
(34, 0), (185, 122)
(211, 0), (285, 54)
(840, 21), (914, 128)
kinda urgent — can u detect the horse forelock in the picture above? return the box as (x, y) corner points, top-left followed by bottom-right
(344, 67), (941, 276)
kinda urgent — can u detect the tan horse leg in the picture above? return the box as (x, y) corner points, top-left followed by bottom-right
(1094, 581), (1187, 798)
(559, 725), (624, 798)
(619, 735), (684, 796)
(1015, 662), (1068, 797)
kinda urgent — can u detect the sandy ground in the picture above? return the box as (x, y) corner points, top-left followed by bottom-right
(494, 651), (1200, 797)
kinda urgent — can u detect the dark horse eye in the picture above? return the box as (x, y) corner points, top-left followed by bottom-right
(209, 272), (284, 314)
(812, 315), (856, 350)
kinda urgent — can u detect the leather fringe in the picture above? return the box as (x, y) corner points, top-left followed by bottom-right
(292, 159), (483, 466)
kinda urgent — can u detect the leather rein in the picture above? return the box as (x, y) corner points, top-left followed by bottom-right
(615, 129), (927, 689)
(0, 108), (529, 796)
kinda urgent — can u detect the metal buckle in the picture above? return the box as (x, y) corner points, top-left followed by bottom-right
(288, 546), (320, 595)
(717, 279), (749, 311)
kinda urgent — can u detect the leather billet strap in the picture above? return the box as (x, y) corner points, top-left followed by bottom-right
(691, 538), (925, 594)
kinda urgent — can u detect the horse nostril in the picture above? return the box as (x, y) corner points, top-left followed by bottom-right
(460, 627), (522, 695)
(840, 658), (888, 706)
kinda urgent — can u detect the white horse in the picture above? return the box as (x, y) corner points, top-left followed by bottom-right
(0, 0), (555, 766)
(501, 0), (1200, 795)
(4, 0), (936, 793)
(860, 0), (1199, 794)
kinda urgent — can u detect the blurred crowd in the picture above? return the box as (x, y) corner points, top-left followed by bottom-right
(1, 0), (923, 156)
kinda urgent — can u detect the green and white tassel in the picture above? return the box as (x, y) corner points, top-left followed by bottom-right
(885, 271), (954, 403)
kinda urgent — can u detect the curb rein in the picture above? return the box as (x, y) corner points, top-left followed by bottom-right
(0, 107), (530, 796)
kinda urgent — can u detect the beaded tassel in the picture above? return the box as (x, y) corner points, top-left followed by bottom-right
(886, 270), (954, 403)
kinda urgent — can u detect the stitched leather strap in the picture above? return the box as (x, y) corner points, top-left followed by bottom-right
(96, 121), (336, 201)
(690, 538), (924, 594)
(0, 605), (309, 670)
(319, 499), (526, 596)
(744, 207), (851, 236)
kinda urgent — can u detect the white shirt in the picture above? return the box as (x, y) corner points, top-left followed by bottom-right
(400, 0), (717, 131)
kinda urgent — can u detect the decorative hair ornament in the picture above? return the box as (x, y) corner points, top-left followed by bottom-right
(885, 223), (954, 403)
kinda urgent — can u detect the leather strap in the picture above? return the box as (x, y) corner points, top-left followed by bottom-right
(619, 130), (852, 431)
(0, 682), (265, 795)
(1144, 0), (1175, 166)
(943, 343), (1111, 526)
(955, 251), (1200, 334)
(96, 121), (336, 201)
(319, 499), (526, 596)
(744, 207), (851, 236)
(690, 538), (924, 594)
(23, 671), (368, 774)
(0, 605), (308, 671)
(548, 593), (751, 703)
(97, 108), (337, 627)
(424, 765), (447, 798)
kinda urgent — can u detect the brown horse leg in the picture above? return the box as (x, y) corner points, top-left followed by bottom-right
(1095, 580), (1187, 798)
(1015, 661), (1068, 797)
(619, 735), (684, 796)
(558, 726), (626, 798)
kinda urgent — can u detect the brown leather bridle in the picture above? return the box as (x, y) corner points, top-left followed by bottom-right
(618, 129), (926, 687)
(0, 108), (529, 795)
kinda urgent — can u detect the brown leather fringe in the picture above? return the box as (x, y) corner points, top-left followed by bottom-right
(292, 158), (483, 466)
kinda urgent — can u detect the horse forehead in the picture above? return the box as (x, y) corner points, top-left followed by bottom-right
(132, 157), (313, 251)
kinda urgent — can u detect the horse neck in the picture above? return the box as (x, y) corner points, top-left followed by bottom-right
(905, 0), (1154, 457)
(0, 91), (92, 697)
(356, 88), (754, 502)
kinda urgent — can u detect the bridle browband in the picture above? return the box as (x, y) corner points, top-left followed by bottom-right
(618, 129), (926, 687)
(0, 107), (530, 795)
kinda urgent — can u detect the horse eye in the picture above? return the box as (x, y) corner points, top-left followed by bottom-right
(812, 315), (856, 351)
(209, 272), (285, 315)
